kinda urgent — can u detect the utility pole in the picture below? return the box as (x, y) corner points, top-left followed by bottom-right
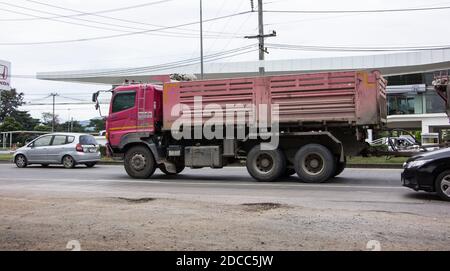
(200, 0), (204, 79)
(257, 0), (264, 75)
(50, 93), (58, 132)
(67, 109), (71, 132)
(245, 0), (276, 75)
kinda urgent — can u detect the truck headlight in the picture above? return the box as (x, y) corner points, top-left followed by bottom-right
(406, 159), (432, 169)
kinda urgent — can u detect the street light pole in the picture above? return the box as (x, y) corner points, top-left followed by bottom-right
(50, 93), (58, 132)
(200, 0), (204, 79)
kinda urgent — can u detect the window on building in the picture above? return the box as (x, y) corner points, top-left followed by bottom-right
(385, 73), (423, 85)
(424, 91), (446, 114)
(388, 94), (416, 115)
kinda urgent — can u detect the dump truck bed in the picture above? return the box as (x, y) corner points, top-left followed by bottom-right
(162, 70), (387, 130)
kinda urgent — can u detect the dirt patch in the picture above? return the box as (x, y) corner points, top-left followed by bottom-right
(115, 197), (156, 204)
(241, 202), (284, 212)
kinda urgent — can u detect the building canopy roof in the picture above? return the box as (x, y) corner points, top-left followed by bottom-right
(36, 49), (450, 85)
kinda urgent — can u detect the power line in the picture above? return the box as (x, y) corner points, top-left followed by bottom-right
(0, 11), (252, 45)
(264, 6), (450, 14)
(26, 94), (52, 102)
(47, 44), (258, 77)
(0, 3), (241, 39)
(23, 102), (109, 106)
(21, 0), (244, 37)
(205, 0), (247, 54)
(58, 95), (90, 102)
(0, 0), (176, 21)
(18, 46), (257, 86)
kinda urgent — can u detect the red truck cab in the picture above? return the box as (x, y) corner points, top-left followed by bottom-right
(107, 84), (162, 148)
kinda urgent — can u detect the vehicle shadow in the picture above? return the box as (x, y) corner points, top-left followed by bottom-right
(403, 192), (445, 202)
(24, 165), (94, 170)
(133, 173), (358, 184)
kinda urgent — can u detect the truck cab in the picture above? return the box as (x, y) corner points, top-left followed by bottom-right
(106, 84), (162, 150)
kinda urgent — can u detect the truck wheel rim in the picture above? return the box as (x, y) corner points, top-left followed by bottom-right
(302, 153), (324, 176)
(64, 157), (73, 167)
(16, 156), (25, 167)
(254, 153), (274, 174)
(131, 154), (146, 171)
(441, 175), (450, 197)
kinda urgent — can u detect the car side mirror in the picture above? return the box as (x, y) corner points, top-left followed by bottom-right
(28, 143), (34, 148)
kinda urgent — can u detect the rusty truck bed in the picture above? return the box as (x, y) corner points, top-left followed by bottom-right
(162, 71), (387, 130)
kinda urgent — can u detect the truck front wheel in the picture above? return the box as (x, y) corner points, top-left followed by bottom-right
(124, 145), (156, 179)
(246, 145), (286, 182)
(294, 144), (336, 183)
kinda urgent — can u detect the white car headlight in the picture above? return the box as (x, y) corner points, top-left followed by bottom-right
(406, 159), (432, 168)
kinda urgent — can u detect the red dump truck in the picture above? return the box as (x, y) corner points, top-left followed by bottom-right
(95, 71), (387, 183)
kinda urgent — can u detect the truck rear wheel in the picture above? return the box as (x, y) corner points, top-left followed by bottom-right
(124, 145), (156, 179)
(246, 145), (286, 182)
(294, 144), (336, 183)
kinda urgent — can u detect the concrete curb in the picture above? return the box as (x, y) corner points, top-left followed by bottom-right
(0, 160), (403, 168)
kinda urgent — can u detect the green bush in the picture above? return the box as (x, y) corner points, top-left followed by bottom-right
(99, 145), (107, 157)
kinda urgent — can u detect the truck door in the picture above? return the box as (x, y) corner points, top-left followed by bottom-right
(108, 90), (137, 146)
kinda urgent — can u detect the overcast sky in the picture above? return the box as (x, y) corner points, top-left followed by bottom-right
(2, 0), (450, 122)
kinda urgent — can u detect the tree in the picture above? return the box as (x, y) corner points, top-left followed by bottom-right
(33, 124), (51, 132)
(61, 120), (85, 133)
(89, 117), (106, 132)
(0, 117), (23, 132)
(41, 112), (60, 127)
(0, 89), (25, 122)
(12, 111), (40, 131)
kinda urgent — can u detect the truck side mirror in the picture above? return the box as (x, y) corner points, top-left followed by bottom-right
(92, 91), (99, 103)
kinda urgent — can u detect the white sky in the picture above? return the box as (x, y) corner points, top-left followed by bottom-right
(1, 0), (450, 121)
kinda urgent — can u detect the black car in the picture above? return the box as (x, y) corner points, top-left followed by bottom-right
(402, 147), (450, 201)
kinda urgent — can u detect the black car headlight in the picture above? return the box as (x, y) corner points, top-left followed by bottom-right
(405, 159), (432, 169)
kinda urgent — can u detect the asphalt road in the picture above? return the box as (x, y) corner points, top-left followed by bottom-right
(0, 164), (449, 215)
(0, 164), (449, 250)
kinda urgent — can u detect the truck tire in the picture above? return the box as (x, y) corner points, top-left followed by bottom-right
(333, 158), (347, 178)
(294, 144), (336, 183)
(159, 163), (185, 175)
(246, 145), (286, 182)
(124, 145), (156, 179)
